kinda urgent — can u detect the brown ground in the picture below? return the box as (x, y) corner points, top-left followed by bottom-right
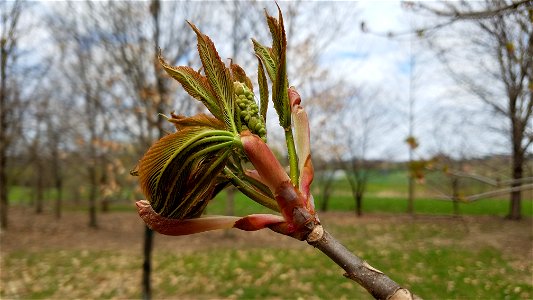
(1, 206), (531, 260)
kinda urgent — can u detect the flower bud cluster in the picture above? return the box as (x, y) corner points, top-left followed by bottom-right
(234, 82), (266, 141)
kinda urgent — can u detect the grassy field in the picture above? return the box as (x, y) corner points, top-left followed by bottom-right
(206, 190), (533, 218)
(2, 170), (532, 299)
(9, 169), (532, 217)
(1, 208), (531, 299)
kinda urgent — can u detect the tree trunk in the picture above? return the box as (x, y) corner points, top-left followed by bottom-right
(35, 160), (44, 214)
(0, 32), (9, 229)
(355, 193), (363, 217)
(142, 226), (154, 300)
(451, 177), (460, 216)
(224, 188), (235, 238)
(507, 151), (523, 220)
(54, 177), (62, 219)
(88, 164), (98, 228)
(0, 152), (7, 229)
(407, 175), (415, 215)
(226, 187), (235, 216)
(319, 171), (334, 212)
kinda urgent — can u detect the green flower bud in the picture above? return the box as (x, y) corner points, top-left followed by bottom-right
(234, 82), (245, 95)
(234, 81), (266, 141)
(249, 117), (258, 129)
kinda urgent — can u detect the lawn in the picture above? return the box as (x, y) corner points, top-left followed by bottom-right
(205, 189), (533, 218)
(1, 207), (531, 299)
(2, 170), (532, 299)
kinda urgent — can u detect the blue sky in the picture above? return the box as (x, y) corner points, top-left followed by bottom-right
(314, 1), (513, 161)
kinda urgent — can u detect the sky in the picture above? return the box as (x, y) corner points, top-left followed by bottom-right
(22, 1), (524, 162)
(316, 1), (512, 161)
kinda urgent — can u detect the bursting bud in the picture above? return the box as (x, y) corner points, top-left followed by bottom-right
(234, 82), (267, 141)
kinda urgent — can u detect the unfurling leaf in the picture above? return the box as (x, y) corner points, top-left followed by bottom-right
(257, 57), (269, 122)
(138, 118), (237, 219)
(158, 55), (222, 120)
(290, 87), (314, 203)
(136, 200), (284, 235)
(188, 21), (237, 133)
(255, 6), (290, 129)
(252, 40), (277, 81)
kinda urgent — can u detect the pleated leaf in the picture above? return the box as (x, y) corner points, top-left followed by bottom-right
(188, 22), (236, 133)
(268, 6), (291, 129)
(138, 123), (236, 220)
(257, 57), (269, 123)
(266, 11), (282, 62)
(252, 39), (277, 81)
(158, 56), (222, 121)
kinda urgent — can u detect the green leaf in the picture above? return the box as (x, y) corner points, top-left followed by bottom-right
(188, 21), (237, 133)
(252, 39), (277, 81)
(257, 56), (269, 123)
(266, 12), (282, 62)
(253, 7), (290, 129)
(158, 55), (223, 120)
(269, 6), (290, 128)
(138, 119), (237, 219)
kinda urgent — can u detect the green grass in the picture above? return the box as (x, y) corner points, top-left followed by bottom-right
(7, 168), (533, 217)
(204, 189), (533, 217)
(314, 195), (533, 216)
(2, 220), (531, 299)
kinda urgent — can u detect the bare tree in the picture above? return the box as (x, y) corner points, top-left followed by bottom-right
(46, 2), (122, 228)
(413, 1), (532, 219)
(88, 1), (208, 298)
(0, 0), (37, 228)
(340, 88), (387, 216)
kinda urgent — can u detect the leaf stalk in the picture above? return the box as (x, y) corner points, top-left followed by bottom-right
(284, 127), (299, 186)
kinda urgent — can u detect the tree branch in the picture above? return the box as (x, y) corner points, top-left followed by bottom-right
(415, 0), (532, 20)
(306, 226), (421, 300)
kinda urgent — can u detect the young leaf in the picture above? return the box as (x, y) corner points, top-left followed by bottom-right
(188, 22), (236, 133)
(290, 87), (314, 203)
(252, 39), (277, 81)
(137, 200), (285, 236)
(158, 55), (223, 120)
(230, 61), (253, 91)
(266, 11), (282, 62)
(257, 57), (269, 123)
(272, 5), (290, 128)
(138, 123), (237, 219)
(260, 7), (290, 129)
